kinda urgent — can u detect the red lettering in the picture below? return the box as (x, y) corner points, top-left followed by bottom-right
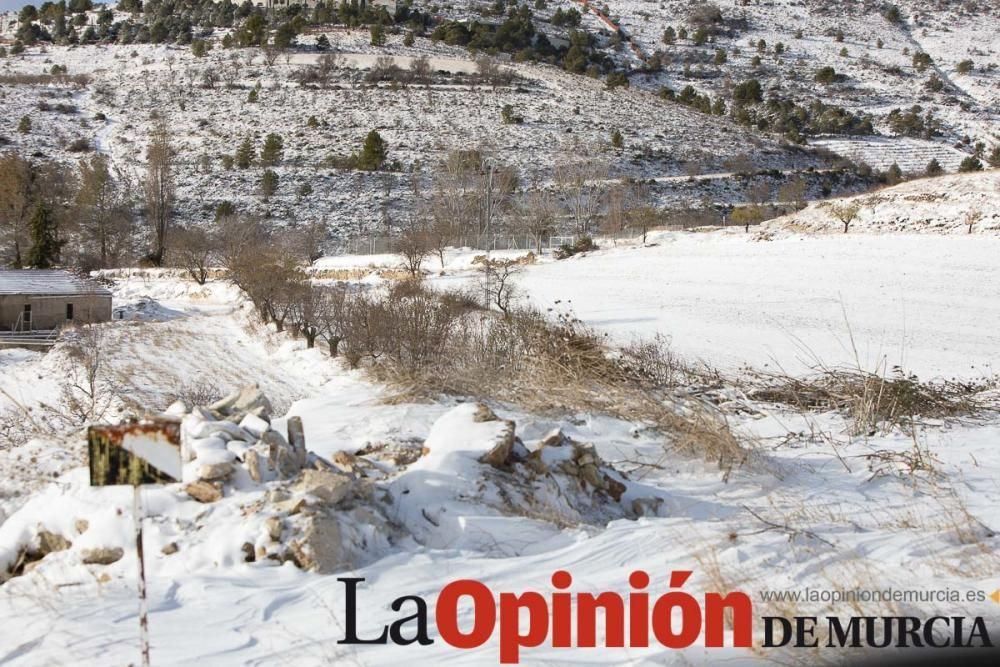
(436, 580), (496, 649)
(499, 592), (548, 664)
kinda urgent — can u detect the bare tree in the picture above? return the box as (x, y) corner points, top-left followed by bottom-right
(314, 286), (350, 356)
(144, 120), (174, 265)
(479, 258), (521, 314)
(830, 202), (860, 234)
(555, 148), (608, 234)
(170, 226), (217, 285)
(75, 154), (134, 269)
(410, 55), (431, 86)
(58, 325), (120, 426)
(263, 45), (280, 67)
(398, 225), (431, 277)
(516, 188), (558, 254)
(965, 209), (982, 234)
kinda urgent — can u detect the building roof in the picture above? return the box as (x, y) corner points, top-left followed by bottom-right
(0, 270), (112, 297)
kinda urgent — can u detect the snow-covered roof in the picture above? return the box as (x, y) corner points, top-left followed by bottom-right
(0, 270), (112, 297)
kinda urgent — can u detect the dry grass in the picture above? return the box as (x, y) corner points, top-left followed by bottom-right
(343, 283), (749, 472)
(748, 366), (996, 436)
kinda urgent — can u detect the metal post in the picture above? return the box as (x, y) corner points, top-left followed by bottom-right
(133, 485), (151, 667)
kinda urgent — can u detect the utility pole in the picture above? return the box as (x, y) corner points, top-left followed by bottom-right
(481, 158), (495, 311)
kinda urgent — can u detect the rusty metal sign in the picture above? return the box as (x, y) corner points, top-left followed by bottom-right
(88, 418), (182, 486)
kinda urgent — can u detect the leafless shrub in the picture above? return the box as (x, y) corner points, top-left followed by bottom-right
(748, 367), (996, 436)
(56, 325), (122, 426)
(166, 380), (225, 410)
(0, 73), (90, 87)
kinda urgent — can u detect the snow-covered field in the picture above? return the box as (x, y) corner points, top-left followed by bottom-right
(2, 231), (1000, 664)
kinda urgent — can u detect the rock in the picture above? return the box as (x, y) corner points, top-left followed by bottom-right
(246, 449), (263, 483)
(331, 450), (357, 474)
(37, 530), (72, 555)
(537, 428), (566, 448)
(185, 480), (223, 503)
(631, 497), (663, 517)
(97, 573), (111, 584)
(81, 547), (124, 565)
(472, 404), (498, 422)
(276, 498), (308, 515)
(212, 385), (273, 419)
(241, 542), (256, 563)
(265, 430), (305, 480)
(161, 542), (179, 555)
(74, 519), (89, 535)
(239, 413), (269, 438)
(264, 516), (283, 542)
(478, 420), (518, 468)
(198, 461), (234, 481)
(604, 475), (627, 502)
(164, 400), (188, 417)
(289, 514), (349, 574)
(292, 469), (353, 505)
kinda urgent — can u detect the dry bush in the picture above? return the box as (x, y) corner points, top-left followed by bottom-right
(749, 367), (996, 436)
(340, 285), (746, 470)
(166, 380), (226, 410)
(0, 73), (90, 87)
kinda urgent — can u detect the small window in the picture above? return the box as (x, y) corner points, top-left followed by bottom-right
(66, 303), (74, 320)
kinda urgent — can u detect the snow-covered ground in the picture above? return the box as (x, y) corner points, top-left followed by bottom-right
(2, 233), (999, 664)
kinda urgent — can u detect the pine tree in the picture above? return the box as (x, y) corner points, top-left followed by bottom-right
(260, 133), (284, 166)
(26, 203), (61, 269)
(235, 137), (255, 169)
(356, 130), (387, 171)
(260, 170), (279, 201)
(370, 23), (386, 47)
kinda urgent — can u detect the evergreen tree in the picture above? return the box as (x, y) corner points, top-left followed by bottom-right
(260, 169), (279, 200)
(26, 203), (61, 269)
(260, 133), (284, 166)
(370, 22), (386, 47)
(610, 129), (623, 148)
(235, 137), (255, 169)
(356, 130), (387, 171)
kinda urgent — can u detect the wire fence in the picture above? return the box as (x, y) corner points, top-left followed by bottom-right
(335, 225), (690, 256)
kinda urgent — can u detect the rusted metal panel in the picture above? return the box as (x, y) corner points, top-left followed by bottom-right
(88, 419), (182, 486)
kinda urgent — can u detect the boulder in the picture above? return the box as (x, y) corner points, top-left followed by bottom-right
(81, 547), (124, 565)
(289, 514), (349, 574)
(246, 449), (263, 482)
(239, 413), (270, 438)
(185, 480), (223, 503)
(161, 542), (179, 555)
(264, 516), (283, 542)
(292, 469), (353, 505)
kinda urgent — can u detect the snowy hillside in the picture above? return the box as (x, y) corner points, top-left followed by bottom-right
(765, 169), (1000, 234)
